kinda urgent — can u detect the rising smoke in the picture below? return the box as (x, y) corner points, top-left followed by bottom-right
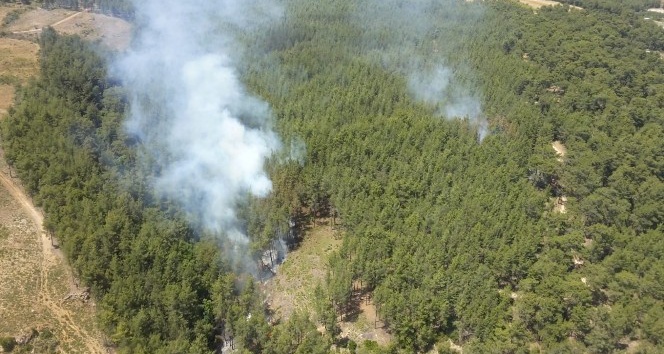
(115, 0), (282, 248)
(356, 0), (488, 141)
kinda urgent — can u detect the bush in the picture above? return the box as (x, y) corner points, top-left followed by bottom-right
(348, 339), (357, 353)
(0, 336), (17, 352)
(2, 9), (24, 27)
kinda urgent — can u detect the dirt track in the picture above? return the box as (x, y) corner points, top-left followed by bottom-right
(11, 11), (81, 34)
(0, 165), (107, 353)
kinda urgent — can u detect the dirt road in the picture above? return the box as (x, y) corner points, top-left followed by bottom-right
(0, 167), (107, 353)
(11, 11), (82, 34)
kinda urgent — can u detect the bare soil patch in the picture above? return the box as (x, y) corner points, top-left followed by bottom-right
(552, 140), (567, 160)
(0, 4), (129, 353)
(551, 141), (568, 214)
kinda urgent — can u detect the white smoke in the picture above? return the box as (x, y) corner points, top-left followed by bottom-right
(408, 66), (487, 141)
(115, 0), (282, 244)
(287, 136), (307, 166)
(357, 0), (489, 141)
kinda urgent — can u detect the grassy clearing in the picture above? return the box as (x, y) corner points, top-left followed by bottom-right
(264, 218), (342, 318)
(264, 218), (392, 349)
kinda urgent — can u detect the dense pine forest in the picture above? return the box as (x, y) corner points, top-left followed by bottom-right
(2, 0), (664, 353)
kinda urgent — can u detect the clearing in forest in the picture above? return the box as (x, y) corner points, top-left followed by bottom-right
(551, 141), (568, 213)
(42, 11), (132, 50)
(4, 7), (75, 32)
(517, 0), (583, 10)
(263, 218), (342, 319)
(263, 217), (392, 347)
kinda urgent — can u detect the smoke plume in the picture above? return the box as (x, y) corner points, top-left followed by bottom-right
(115, 0), (282, 245)
(356, 0), (488, 141)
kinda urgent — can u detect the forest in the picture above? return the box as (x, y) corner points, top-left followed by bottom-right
(2, 0), (664, 353)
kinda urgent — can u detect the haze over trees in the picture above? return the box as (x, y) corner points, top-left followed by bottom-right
(2, 0), (663, 352)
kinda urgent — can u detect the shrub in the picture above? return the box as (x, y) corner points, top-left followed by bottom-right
(0, 336), (17, 352)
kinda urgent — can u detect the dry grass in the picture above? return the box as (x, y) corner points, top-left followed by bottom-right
(6, 7), (75, 32)
(339, 296), (392, 346)
(4, 5), (132, 51)
(0, 37), (39, 118)
(0, 37), (39, 82)
(52, 12), (132, 51)
(0, 209), (42, 335)
(263, 218), (342, 319)
(0, 153), (109, 353)
(0, 85), (15, 118)
(264, 218), (392, 348)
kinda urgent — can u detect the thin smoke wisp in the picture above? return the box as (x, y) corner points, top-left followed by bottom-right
(356, 0), (489, 141)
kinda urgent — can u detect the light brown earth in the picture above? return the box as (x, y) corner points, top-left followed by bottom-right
(6, 7), (74, 32)
(5, 6), (132, 51)
(339, 294), (392, 347)
(52, 12), (132, 50)
(552, 140), (567, 161)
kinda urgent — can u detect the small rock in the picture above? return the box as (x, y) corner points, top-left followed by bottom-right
(15, 328), (36, 345)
